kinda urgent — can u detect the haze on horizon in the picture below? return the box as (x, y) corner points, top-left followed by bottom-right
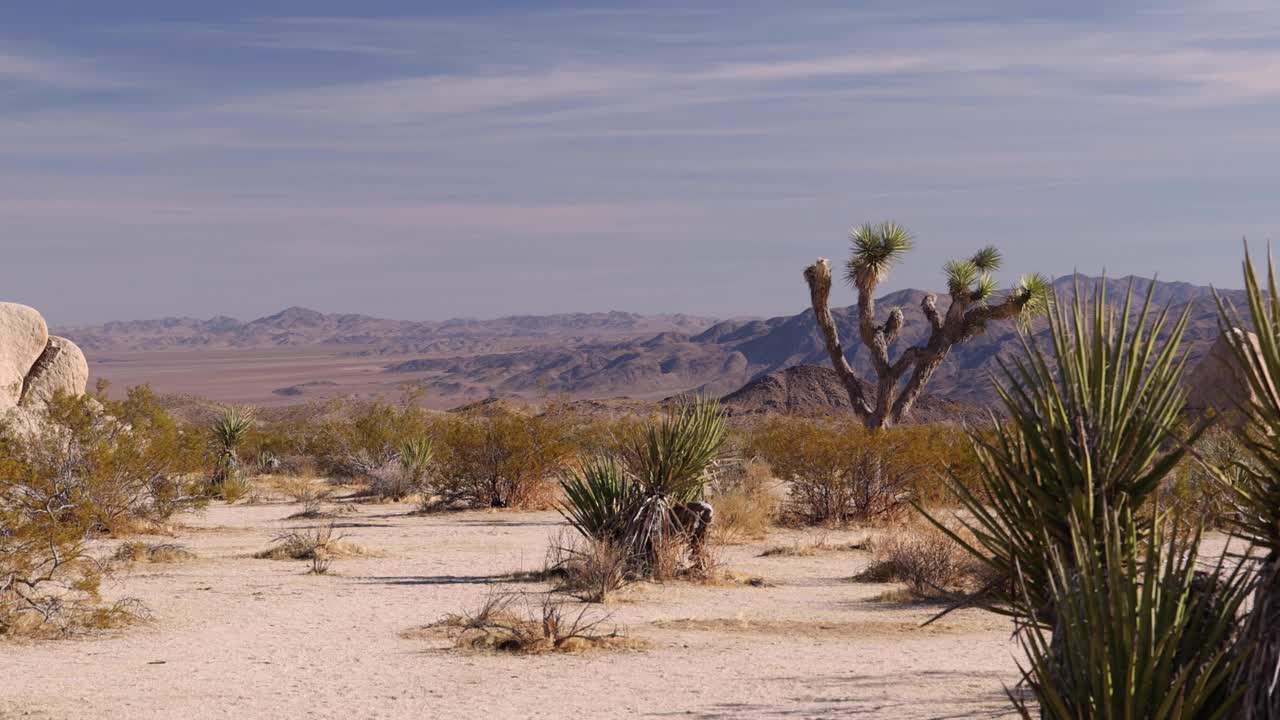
(1, 0), (1274, 326)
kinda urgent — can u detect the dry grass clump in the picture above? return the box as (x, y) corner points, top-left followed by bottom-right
(708, 458), (777, 542)
(854, 523), (986, 600)
(544, 532), (629, 603)
(5, 598), (151, 639)
(441, 590), (636, 654)
(254, 523), (369, 574)
(760, 533), (865, 558)
(112, 542), (196, 564)
(278, 476), (340, 519)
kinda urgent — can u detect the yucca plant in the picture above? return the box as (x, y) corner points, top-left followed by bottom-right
(210, 407), (254, 495)
(558, 457), (637, 545)
(399, 437), (433, 484)
(1013, 506), (1248, 719)
(558, 398), (726, 578)
(928, 278), (1201, 619)
(623, 396), (727, 501)
(1215, 247), (1280, 718)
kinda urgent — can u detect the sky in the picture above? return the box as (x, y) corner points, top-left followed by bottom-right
(1, 0), (1277, 325)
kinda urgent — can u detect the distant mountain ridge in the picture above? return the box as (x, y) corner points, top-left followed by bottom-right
(56, 275), (1243, 409)
(58, 308), (719, 354)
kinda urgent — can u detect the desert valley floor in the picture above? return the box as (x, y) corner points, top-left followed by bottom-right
(0, 494), (1021, 720)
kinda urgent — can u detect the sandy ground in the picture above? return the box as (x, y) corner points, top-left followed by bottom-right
(88, 349), (469, 408)
(0, 497), (1024, 720)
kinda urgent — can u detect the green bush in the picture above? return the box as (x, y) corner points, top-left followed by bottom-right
(747, 416), (975, 524)
(429, 403), (573, 509)
(0, 386), (205, 636)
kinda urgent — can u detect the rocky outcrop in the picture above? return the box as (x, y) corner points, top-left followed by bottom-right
(0, 303), (50, 410)
(0, 304), (90, 434)
(20, 336), (89, 411)
(1186, 329), (1270, 415)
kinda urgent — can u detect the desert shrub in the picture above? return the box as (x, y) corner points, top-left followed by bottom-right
(443, 590), (629, 654)
(255, 522), (368, 573)
(18, 387), (208, 533)
(429, 404), (573, 509)
(855, 523), (985, 599)
(747, 417), (972, 524)
(308, 396), (432, 481)
(545, 531), (629, 603)
(1159, 424), (1249, 530)
(112, 542), (196, 564)
(707, 458), (776, 541)
(0, 386), (200, 636)
(279, 476), (334, 518)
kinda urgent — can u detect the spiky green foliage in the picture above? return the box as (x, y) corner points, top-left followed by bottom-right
(559, 398), (726, 579)
(845, 222), (914, 289)
(1013, 507), (1248, 719)
(927, 278), (1199, 618)
(972, 274), (999, 303)
(1015, 272), (1053, 317)
(970, 245), (1003, 272)
(212, 407), (253, 454)
(1214, 246), (1280, 719)
(623, 397), (727, 502)
(398, 437), (434, 484)
(1216, 249), (1280, 553)
(210, 407), (254, 492)
(944, 258), (980, 297)
(558, 457), (637, 544)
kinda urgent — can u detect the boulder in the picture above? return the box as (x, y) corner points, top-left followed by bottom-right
(0, 303), (49, 410)
(1186, 328), (1272, 415)
(20, 336), (89, 411)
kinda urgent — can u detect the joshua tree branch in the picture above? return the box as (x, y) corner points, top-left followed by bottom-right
(958, 295), (1025, 342)
(804, 259), (873, 418)
(922, 294), (944, 332)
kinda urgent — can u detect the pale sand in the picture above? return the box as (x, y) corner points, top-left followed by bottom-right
(0, 501), (1022, 719)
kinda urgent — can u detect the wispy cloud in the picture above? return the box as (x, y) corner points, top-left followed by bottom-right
(0, 48), (127, 89)
(1, 0), (1277, 323)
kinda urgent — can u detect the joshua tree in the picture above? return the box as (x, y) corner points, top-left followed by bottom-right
(803, 222), (1050, 429)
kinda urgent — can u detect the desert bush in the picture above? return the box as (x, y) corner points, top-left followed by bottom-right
(112, 542), (196, 564)
(279, 476), (333, 518)
(544, 531), (629, 603)
(443, 590), (628, 654)
(0, 386), (200, 636)
(254, 522), (365, 566)
(1159, 424), (1248, 530)
(308, 396), (432, 481)
(747, 417), (972, 524)
(429, 404), (573, 509)
(855, 523), (984, 600)
(15, 387), (208, 533)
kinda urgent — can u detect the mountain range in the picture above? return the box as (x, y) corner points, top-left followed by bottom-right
(55, 275), (1241, 409)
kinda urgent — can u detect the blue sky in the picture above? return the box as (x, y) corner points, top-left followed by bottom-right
(1, 1), (1276, 324)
